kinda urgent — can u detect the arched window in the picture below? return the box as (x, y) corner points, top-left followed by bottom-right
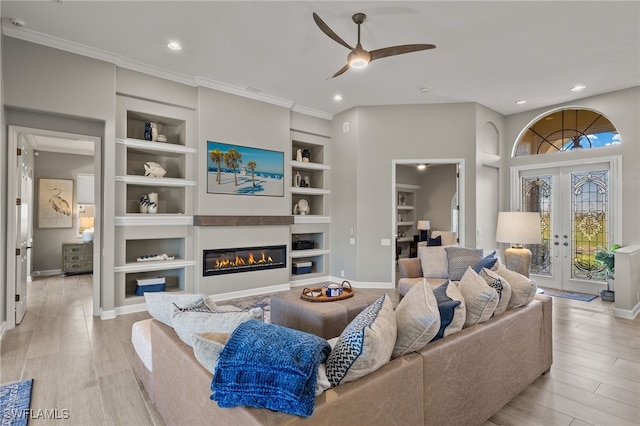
(514, 108), (620, 157)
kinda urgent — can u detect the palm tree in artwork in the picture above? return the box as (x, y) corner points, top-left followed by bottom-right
(210, 149), (224, 184)
(247, 161), (257, 186)
(224, 149), (242, 186)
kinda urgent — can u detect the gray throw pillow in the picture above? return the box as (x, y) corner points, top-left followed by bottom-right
(144, 292), (215, 327)
(495, 266), (537, 309)
(480, 268), (512, 315)
(445, 247), (484, 281)
(192, 332), (230, 374)
(458, 267), (499, 327)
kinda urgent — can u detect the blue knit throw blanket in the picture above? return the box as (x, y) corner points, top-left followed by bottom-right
(211, 320), (331, 417)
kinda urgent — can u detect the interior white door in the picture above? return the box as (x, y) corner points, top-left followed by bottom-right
(518, 162), (612, 293)
(15, 147), (33, 324)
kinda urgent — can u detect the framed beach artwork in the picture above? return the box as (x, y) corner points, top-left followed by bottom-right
(38, 178), (73, 228)
(207, 141), (284, 197)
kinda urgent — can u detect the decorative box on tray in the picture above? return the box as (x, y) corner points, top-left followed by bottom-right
(135, 276), (166, 296)
(292, 261), (312, 274)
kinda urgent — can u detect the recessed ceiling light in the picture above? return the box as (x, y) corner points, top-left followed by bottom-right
(571, 84), (586, 92)
(515, 100), (527, 105)
(334, 94), (343, 102)
(167, 41), (182, 51)
(419, 86), (431, 93)
(417, 164), (427, 170)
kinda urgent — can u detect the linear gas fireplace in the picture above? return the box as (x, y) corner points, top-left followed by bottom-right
(203, 245), (287, 276)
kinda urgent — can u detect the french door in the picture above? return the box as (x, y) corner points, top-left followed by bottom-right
(516, 161), (616, 294)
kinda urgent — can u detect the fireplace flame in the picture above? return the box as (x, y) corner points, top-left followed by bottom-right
(214, 251), (276, 269)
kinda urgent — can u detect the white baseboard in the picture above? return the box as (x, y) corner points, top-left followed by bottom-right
(32, 269), (62, 277)
(613, 301), (640, 319)
(209, 284), (291, 302)
(328, 277), (395, 289)
(289, 275), (332, 287)
(100, 310), (116, 320)
(0, 321), (6, 341)
(115, 303), (148, 316)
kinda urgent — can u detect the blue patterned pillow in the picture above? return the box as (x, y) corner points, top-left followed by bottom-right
(431, 281), (464, 341)
(473, 251), (497, 273)
(445, 247), (484, 281)
(325, 295), (396, 386)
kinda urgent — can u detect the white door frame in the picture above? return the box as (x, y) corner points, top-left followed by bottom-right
(391, 158), (466, 284)
(6, 126), (102, 330)
(510, 156), (622, 291)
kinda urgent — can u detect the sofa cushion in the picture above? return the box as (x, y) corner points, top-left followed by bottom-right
(145, 292), (216, 327)
(473, 251), (498, 273)
(393, 279), (440, 358)
(171, 306), (263, 347)
(480, 268), (512, 315)
(445, 247), (484, 281)
(431, 280), (466, 340)
(418, 246), (450, 279)
(326, 294), (397, 386)
(458, 267), (499, 327)
(192, 332), (230, 374)
(495, 266), (537, 309)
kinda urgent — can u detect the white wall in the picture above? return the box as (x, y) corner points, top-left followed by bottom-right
(0, 3), (5, 333)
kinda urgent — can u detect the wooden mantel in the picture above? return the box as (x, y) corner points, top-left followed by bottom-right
(193, 215), (294, 226)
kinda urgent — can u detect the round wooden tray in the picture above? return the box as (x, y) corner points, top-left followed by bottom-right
(300, 281), (353, 303)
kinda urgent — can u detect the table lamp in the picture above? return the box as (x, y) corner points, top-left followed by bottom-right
(417, 220), (431, 242)
(495, 212), (541, 277)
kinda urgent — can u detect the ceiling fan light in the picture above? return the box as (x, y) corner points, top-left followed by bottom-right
(349, 58), (369, 69)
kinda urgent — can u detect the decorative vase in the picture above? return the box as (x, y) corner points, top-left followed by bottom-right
(302, 148), (311, 162)
(148, 201), (158, 214)
(144, 122), (152, 141)
(294, 171), (302, 187)
(296, 149), (303, 162)
(303, 175), (310, 188)
(140, 194), (150, 213)
(151, 123), (158, 141)
(148, 192), (158, 204)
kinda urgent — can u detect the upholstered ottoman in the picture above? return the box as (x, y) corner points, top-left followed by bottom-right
(270, 288), (382, 339)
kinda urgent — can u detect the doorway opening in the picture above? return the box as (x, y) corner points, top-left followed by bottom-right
(6, 126), (102, 330)
(392, 159), (465, 284)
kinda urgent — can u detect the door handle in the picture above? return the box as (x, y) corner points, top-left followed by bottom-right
(563, 242), (569, 246)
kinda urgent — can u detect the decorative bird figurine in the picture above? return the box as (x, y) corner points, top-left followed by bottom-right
(49, 187), (71, 216)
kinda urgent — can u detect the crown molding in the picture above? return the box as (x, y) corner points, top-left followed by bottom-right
(2, 24), (333, 119)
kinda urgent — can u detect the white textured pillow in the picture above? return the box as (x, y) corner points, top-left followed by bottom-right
(480, 268), (512, 315)
(495, 266), (537, 309)
(326, 295), (397, 386)
(418, 246), (451, 279)
(144, 292), (215, 327)
(393, 279), (440, 358)
(171, 306), (263, 347)
(192, 332), (230, 374)
(458, 267), (499, 327)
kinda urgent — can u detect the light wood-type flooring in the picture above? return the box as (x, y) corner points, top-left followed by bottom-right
(1, 275), (638, 426)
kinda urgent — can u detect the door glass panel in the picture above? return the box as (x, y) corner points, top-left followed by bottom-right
(571, 170), (609, 280)
(522, 175), (552, 276)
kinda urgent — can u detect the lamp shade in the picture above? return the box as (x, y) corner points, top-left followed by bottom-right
(496, 212), (542, 245)
(417, 220), (431, 230)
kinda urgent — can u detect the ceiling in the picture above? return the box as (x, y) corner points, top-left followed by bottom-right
(1, 1), (639, 119)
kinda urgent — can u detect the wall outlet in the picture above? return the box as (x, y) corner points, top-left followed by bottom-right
(381, 239), (391, 246)
(341, 270), (345, 277)
(343, 122), (349, 132)
(349, 238), (356, 245)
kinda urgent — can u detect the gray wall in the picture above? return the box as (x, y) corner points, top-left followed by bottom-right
(33, 152), (94, 272)
(331, 103), (479, 285)
(0, 5), (5, 329)
(414, 164), (457, 232)
(503, 87), (640, 311)
(3, 37), (115, 313)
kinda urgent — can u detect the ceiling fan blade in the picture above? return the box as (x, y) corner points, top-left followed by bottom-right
(369, 44), (436, 62)
(329, 63), (351, 79)
(313, 12), (354, 51)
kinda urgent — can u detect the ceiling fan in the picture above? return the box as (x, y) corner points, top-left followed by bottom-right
(313, 12), (436, 78)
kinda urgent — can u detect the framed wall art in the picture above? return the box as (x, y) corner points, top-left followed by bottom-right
(207, 141), (284, 197)
(38, 178), (73, 228)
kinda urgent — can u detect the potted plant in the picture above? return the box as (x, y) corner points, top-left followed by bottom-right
(595, 244), (621, 302)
